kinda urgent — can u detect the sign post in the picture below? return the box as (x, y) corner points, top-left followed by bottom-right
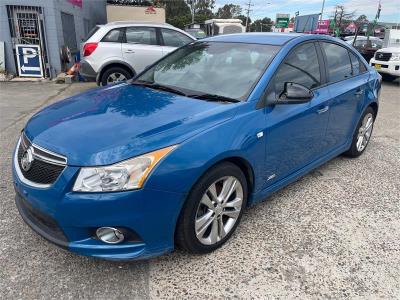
(16, 44), (43, 77)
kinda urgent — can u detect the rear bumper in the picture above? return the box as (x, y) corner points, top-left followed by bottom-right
(80, 59), (97, 82)
(370, 58), (400, 77)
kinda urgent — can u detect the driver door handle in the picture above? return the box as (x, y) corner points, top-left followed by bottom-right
(317, 106), (329, 114)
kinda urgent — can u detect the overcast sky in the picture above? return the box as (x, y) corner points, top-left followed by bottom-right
(214, 0), (400, 23)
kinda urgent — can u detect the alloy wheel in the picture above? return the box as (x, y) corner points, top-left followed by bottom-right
(107, 72), (127, 84)
(356, 112), (374, 152)
(195, 176), (243, 245)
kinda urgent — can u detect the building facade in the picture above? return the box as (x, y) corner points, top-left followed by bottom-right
(0, 0), (107, 78)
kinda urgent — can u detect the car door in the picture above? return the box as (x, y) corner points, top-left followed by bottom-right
(160, 28), (194, 55)
(320, 42), (370, 149)
(121, 26), (163, 73)
(262, 42), (331, 187)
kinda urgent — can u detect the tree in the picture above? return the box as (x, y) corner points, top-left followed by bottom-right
(249, 17), (272, 32)
(330, 5), (356, 34)
(159, 0), (191, 19)
(194, 0), (215, 17)
(216, 4), (242, 19)
(187, 0), (215, 22)
(236, 14), (249, 25)
(158, 0), (214, 28)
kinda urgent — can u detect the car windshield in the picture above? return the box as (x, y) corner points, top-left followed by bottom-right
(135, 42), (280, 101)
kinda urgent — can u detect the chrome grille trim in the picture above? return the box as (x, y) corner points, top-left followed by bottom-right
(20, 133), (67, 166)
(14, 134), (67, 188)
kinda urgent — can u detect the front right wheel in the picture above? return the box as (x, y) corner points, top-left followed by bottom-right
(176, 162), (247, 254)
(344, 106), (375, 158)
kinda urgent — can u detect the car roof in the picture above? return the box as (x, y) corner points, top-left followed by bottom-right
(105, 21), (175, 28)
(202, 33), (305, 46)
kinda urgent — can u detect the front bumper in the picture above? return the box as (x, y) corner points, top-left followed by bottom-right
(370, 58), (400, 77)
(13, 155), (186, 260)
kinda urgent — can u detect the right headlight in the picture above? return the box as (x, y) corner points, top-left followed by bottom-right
(73, 145), (177, 192)
(390, 53), (400, 61)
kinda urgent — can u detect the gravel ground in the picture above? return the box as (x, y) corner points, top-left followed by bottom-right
(0, 81), (399, 299)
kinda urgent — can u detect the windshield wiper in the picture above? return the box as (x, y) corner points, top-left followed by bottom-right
(132, 80), (187, 96)
(188, 93), (240, 103)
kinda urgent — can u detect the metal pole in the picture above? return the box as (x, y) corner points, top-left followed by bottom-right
(320, 0), (325, 21)
(245, 0), (251, 32)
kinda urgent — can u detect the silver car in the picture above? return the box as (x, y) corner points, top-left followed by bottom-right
(80, 21), (195, 86)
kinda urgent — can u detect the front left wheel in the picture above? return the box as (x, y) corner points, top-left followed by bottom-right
(175, 162), (247, 254)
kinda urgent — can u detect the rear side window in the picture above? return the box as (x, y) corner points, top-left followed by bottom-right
(125, 27), (157, 45)
(101, 28), (123, 43)
(161, 28), (193, 48)
(272, 42), (321, 96)
(84, 25), (100, 42)
(349, 51), (361, 75)
(321, 42), (352, 82)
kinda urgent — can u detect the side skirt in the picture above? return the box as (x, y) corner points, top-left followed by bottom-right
(248, 142), (351, 206)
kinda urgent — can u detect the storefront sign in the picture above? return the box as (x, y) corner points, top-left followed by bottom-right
(68, 0), (83, 8)
(315, 20), (330, 34)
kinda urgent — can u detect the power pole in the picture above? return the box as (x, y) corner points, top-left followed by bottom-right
(320, 0), (325, 21)
(244, 0), (253, 32)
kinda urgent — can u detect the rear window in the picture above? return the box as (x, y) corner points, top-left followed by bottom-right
(84, 25), (100, 42)
(102, 28), (124, 43)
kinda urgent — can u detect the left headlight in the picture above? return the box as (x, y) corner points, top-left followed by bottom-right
(390, 53), (400, 61)
(73, 145), (177, 192)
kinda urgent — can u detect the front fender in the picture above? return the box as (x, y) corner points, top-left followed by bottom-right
(145, 103), (266, 197)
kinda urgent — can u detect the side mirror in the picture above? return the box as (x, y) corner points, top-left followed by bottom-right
(278, 82), (313, 104)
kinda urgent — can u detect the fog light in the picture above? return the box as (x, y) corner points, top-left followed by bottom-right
(96, 227), (124, 244)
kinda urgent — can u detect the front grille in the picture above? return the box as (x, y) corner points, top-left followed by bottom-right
(16, 133), (66, 186)
(375, 52), (392, 61)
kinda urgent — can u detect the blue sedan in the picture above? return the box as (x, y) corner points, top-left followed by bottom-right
(13, 33), (381, 260)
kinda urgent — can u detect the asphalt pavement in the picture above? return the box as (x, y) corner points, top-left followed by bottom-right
(0, 80), (399, 299)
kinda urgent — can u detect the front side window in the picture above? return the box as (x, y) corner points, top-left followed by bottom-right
(161, 28), (193, 48)
(271, 42), (321, 97)
(136, 42), (280, 100)
(321, 42), (352, 82)
(125, 27), (157, 45)
(102, 28), (123, 43)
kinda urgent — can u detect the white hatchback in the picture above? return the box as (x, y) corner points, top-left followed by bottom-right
(80, 21), (195, 86)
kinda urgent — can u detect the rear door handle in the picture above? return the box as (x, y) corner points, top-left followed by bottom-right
(125, 49), (135, 53)
(354, 89), (364, 96)
(317, 106), (329, 114)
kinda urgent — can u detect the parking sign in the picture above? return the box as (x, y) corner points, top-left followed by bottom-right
(16, 44), (43, 77)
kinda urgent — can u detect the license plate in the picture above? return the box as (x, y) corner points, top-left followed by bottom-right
(374, 64), (381, 69)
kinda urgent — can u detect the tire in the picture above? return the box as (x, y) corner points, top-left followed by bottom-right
(381, 74), (397, 82)
(175, 162), (248, 254)
(343, 106), (375, 158)
(100, 66), (132, 86)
